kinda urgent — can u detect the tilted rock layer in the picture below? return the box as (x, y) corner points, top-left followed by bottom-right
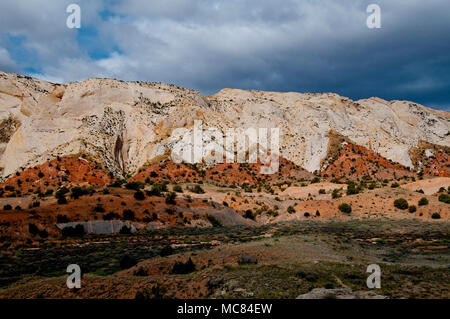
(0, 71), (449, 179)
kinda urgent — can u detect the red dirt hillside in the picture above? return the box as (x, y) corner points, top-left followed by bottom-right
(204, 156), (313, 186)
(424, 152), (450, 177)
(130, 157), (314, 186)
(0, 155), (112, 197)
(321, 143), (416, 181)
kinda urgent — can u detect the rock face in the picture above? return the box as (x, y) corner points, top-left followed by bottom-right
(0, 71), (449, 179)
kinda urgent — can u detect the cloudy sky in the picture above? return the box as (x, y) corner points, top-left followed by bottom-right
(0, 0), (449, 110)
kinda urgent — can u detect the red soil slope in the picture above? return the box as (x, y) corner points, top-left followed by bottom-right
(0, 155), (112, 197)
(321, 144), (416, 181)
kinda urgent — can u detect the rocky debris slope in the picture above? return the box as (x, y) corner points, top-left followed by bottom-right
(0, 71), (449, 179)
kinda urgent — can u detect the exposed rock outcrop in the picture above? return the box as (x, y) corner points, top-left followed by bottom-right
(0, 71), (448, 179)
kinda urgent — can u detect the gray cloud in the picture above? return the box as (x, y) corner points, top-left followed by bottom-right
(0, 0), (449, 110)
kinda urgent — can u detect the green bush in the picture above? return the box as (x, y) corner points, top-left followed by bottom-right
(3, 204), (12, 210)
(318, 189), (326, 194)
(61, 224), (85, 237)
(394, 198), (409, 210)
(438, 194), (450, 204)
(332, 189), (342, 199)
(172, 185), (183, 193)
(418, 197), (429, 206)
(408, 205), (417, 213)
(287, 206), (296, 214)
(190, 184), (205, 194)
(391, 182), (400, 188)
(28, 223), (39, 235)
(159, 245), (173, 257)
(170, 258), (196, 274)
(206, 215), (223, 227)
(165, 192), (176, 204)
(338, 203), (352, 214)
(244, 210), (255, 220)
(125, 181), (144, 190)
(120, 255), (137, 270)
(134, 190), (145, 200)
(70, 187), (89, 199)
(147, 182), (168, 196)
(119, 225), (132, 234)
(123, 209), (135, 220)
(57, 214), (69, 223)
(431, 213), (441, 219)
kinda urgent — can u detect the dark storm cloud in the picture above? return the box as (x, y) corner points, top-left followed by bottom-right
(0, 0), (449, 110)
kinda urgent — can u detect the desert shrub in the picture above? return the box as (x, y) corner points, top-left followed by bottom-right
(70, 187), (89, 199)
(103, 212), (120, 220)
(310, 177), (320, 184)
(244, 210), (255, 220)
(304, 212), (310, 217)
(170, 258), (196, 274)
(159, 245), (174, 257)
(93, 205), (105, 213)
(147, 182), (168, 196)
(438, 194), (450, 204)
(31, 201), (40, 208)
(125, 181), (144, 190)
(61, 224), (85, 237)
(123, 209), (135, 220)
(346, 183), (360, 195)
(135, 285), (166, 300)
(431, 213), (441, 219)
(318, 189), (326, 194)
(418, 197), (429, 206)
(57, 196), (67, 204)
(133, 267), (147, 276)
(173, 185), (183, 193)
(416, 189), (424, 194)
(120, 255), (137, 270)
(38, 171), (44, 178)
(408, 205), (417, 213)
(28, 223), (39, 235)
(438, 187), (446, 193)
(338, 203), (352, 214)
(110, 179), (125, 187)
(119, 225), (132, 234)
(222, 201), (228, 207)
(134, 190), (145, 200)
(394, 198), (409, 210)
(287, 206), (296, 214)
(3, 204), (12, 210)
(190, 184), (205, 194)
(56, 214), (69, 223)
(332, 189), (342, 199)
(39, 229), (48, 238)
(165, 192), (176, 204)
(391, 182), (400, 188)
(206, 215), (223, 227)
(55, 187), (69, 198)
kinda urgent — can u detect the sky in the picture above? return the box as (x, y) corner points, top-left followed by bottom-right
(0, 0), (449, 111)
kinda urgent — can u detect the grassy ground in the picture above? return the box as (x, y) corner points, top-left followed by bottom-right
(0, 219), (448, 298)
